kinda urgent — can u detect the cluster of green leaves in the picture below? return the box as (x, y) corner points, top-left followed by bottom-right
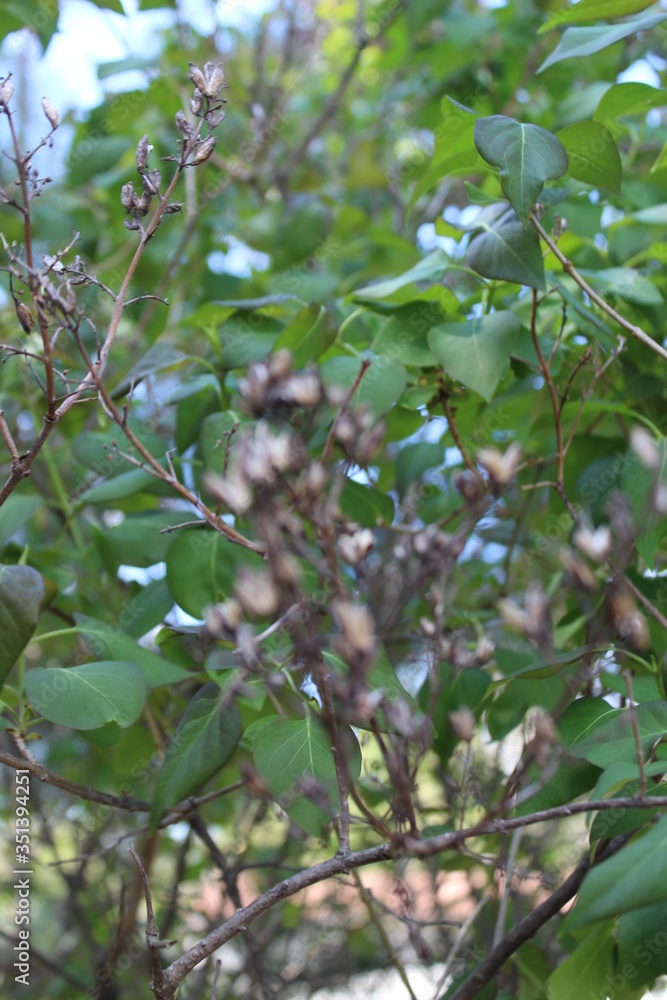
(3, 1), (667, 998)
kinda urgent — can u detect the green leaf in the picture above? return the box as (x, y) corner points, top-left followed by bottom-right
(74, 615), (192, 688)
(150, 684), (242, 831)
(339, 479), (395, 527)
(564, 700), (667, 768)
(618, 901), (667, 985)
(474, 116), (568, 228)
(547, 923), (615, 1000)
(428, 312), (520, 402)
(272, 303), (338, 367)
(577, 267), (663, 307)
(556, 121), (622, 193)
(467, 207), (546, 290)
(103, 513), (199, 568)
(24, 662), (146, 730)
(165, 530), (264, 619)
(0, 565), (45, 690)
(320, 354), (407, 417)
(371, 304), (442, 367)
(538, 12), (667, 73)
(352, 250), (452, 303)
(540, 0), (657, 33)
(253, 716), (361, 836)
(567, 813), (667, 928)
(594, 82), (664, 124)
(395, 441), (444, 498)
(218, 312), (284, 370)
(97, 55), (155, 79)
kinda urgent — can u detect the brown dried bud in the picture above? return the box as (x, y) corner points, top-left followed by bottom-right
(191, 134), (217, 165)
(0, 79), (14, 107)
(573, 524), (611, 563)
(339, 528), (375, 566)
(207, 107), (226, 128)
(449, 707), (475, 743)
(41, 96), (60, 129)
(174, 109), (192, 137)
(143, 168), (161, 195)
(235, 568), (280, 618)
(188, 63), (208, 95)
(205, 599), (242, 636)
(16, 301), (35, 334)
(120, 181), (134, 211)
(135, 134), (152, 172)
(497, 598), (527, 632)
(189, 88), (204, 115)
(454, 469), (485, 504)
(559, 550), (596, 591)
(478, 442), (521, 486)
(204, 61), (225, 98)
(630, 426), (660, 471)
(333, 601), (376, 657)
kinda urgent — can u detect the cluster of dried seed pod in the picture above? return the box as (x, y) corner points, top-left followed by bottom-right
(119, 62), (226, 225)
(120, 136), (166, 228)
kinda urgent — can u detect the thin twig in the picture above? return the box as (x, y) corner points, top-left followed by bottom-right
(129, 844), (174, 999)
(447, 833), (633, 1000)
(531, 289), (564, 485)
(320, 357), (371, 465)
(493, 828), (522, 948)
(352, 870), (418, 1000)
(531, 213), (667, 361)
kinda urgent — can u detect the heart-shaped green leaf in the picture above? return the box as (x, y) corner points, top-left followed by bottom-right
(24, 661), (146, 730)
(557, 121), (622, 193)
(474, 116), (568, 228)
(428, 312), (520, 402)
(0, 564), (45, 690)
(253, 716), (361, 836)
(467, 206), (546, 290)
(150, 683), (242, 831)
(165, 530), (264, 619)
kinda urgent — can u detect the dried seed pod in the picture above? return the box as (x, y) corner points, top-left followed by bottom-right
(0, 79), (14, 107)
(188, 63), (207, 94)
(204, 61), (225, 98)
(164, 203), (183, 214)
(120, 181), (134, 211)
(191, 134), (217, 165)
(41, 96), (60, 129)
(16, 301), (35, 334)
(189, 88), (204, 115)
(207, 107), (226, 128)
(135, 134), (152, 173)
(174, 109), (192, 137)
(142, 168), (161, 195)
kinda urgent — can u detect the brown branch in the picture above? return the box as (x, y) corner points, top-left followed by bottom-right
(0, 748), (245, 819)
(447, 833), (633, 1000)
(69, 326), (262, 554)
(129, 844), (174, 1000)
(531, 288), (564, 486)
(320, 357), (371, 464)
(442, 393), (477, 474)
(162, 794), (667, 992)
(531, 213), (667, 362)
